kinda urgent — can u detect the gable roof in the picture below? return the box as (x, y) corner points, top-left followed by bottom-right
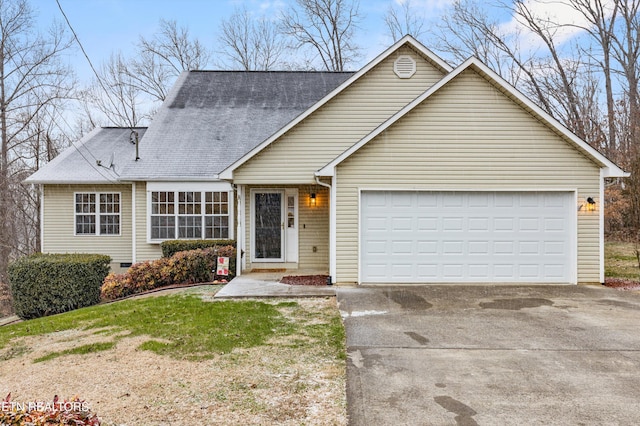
(118, 70), (353, 181)
(218, 35), (452, 180)
(316, 57), (628, 179)
(25, 127), (147, 184)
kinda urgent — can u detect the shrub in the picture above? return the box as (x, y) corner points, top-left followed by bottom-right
(161, 239), (236, 258)
(9, 253), (111, 320)
(101, 246), (236, 301)
(100, 272), (133, 301)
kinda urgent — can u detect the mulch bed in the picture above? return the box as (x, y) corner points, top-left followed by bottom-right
(280, 275), (330, 286)
(604, 278), (640, 290)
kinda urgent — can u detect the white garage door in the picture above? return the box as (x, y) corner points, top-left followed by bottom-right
(360, 191), (575, 284)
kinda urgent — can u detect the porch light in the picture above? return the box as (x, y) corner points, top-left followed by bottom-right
(579, 197), (596, 212)
(310, 192), (317, 206)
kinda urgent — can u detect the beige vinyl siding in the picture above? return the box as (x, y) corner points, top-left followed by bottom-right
(233, 45), (446, 184)
(42, 184), (132, 272)
(134, 182), (162, 262)
(243, 185), (329, 271)
(298, 186), (330, 270)
(335, 69), (601, 284)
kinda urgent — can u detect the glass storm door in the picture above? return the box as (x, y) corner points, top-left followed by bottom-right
(253, 191), (284, 261)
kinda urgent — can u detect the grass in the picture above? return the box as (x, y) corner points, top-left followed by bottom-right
(33, 341), (117, 363)
(605, 241), (640, 280)
(0, 293), (345, 363)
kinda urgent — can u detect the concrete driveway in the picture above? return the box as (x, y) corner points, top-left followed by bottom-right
(337, 285), (640, 425)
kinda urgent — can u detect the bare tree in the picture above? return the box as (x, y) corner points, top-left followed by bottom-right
(129, 19), (210, 102)
(14, 104), (68, 258)
(82, 52), (145, 127)
(81, 20), (210, 128)
(563, 0), (620, 157)
(610, 0), (640, 157)
(0, 0), (74, 283)
(435, 0), (527, 85)
(280, 0), (363, 71)
(218, 7), (287, 70)
(434, 0), (624, 144)
(384, 0), (426, 42)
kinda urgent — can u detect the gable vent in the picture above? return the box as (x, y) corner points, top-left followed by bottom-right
(394, 55), (416, 79)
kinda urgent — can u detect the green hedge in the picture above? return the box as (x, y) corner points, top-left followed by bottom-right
(9, 253), (111, 320)
(161, 239), (236, 258)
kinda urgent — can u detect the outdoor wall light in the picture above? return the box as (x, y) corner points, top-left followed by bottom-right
(579, 197), (597, 212)
(310, 192), (317, 206)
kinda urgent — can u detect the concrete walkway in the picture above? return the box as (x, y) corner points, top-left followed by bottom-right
(214, 273), (335, 298)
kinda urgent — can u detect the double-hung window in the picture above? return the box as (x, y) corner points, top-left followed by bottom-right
(150, 189), (230, 240)
(75, 193), (121, 236)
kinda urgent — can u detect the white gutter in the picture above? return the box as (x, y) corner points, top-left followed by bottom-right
(315, 175), (335, 284)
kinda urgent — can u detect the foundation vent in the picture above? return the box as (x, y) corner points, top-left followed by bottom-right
(394, 55), (416, 78)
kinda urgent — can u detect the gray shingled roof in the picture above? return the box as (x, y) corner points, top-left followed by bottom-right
(25, 127), (147, 184)
(118, 70), (354, 181)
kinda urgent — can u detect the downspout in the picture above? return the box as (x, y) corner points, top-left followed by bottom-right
(236, 184), (244, 277)
(132, 182), (137, 264)
(39, 185), (44, 253)
(315, 175), (334, 284)
(599, 169), (605, 284)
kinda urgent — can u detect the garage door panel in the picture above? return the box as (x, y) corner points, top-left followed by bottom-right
(469, 193), (490, 207)
(442, 264), (464, 277)
(443, 193), (463, 207)
(519, 241), (541, 255)
(443, 217), (464, 231)
(494, 218), (515, 231)
(494, 264), (515, 278)
(469, 264), (489, 277)
(361, 191), (574, 283)
(392, 217), (413, 230)
(519, 218), (540, 231)
(417, 264), (438, 278)
(544, 241), (565, 255)
(391, 240), (412, 254)
(519, 264), (540, 278)
(468, 241), (489, 254)
(468, 217), (489, 231)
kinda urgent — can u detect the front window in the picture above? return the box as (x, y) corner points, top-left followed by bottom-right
(150, 190), (230, 240)
(75, 193), (120, 235)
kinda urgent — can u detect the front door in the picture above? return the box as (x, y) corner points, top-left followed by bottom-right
(253, 191), (284, 261)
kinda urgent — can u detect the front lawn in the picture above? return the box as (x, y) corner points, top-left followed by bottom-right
(605, 241), (640, 280)
(0, 286), (346, 425)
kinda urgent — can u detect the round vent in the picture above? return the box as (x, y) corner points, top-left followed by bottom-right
(394, 55), (416, 79)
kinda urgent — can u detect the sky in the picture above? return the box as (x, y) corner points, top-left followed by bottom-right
(24, 0), (610, 136)
(28, 0), (596, 84)
(34, 0), (433, 82)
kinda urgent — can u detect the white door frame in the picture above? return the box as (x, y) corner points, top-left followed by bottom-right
(250, 188), (299, 264)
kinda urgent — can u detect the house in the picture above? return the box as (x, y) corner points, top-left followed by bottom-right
(26, 36), (627, 285)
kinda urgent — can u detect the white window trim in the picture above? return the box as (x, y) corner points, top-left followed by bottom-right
(146, 182), (234, 244)
(73, 191), (122, 237)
